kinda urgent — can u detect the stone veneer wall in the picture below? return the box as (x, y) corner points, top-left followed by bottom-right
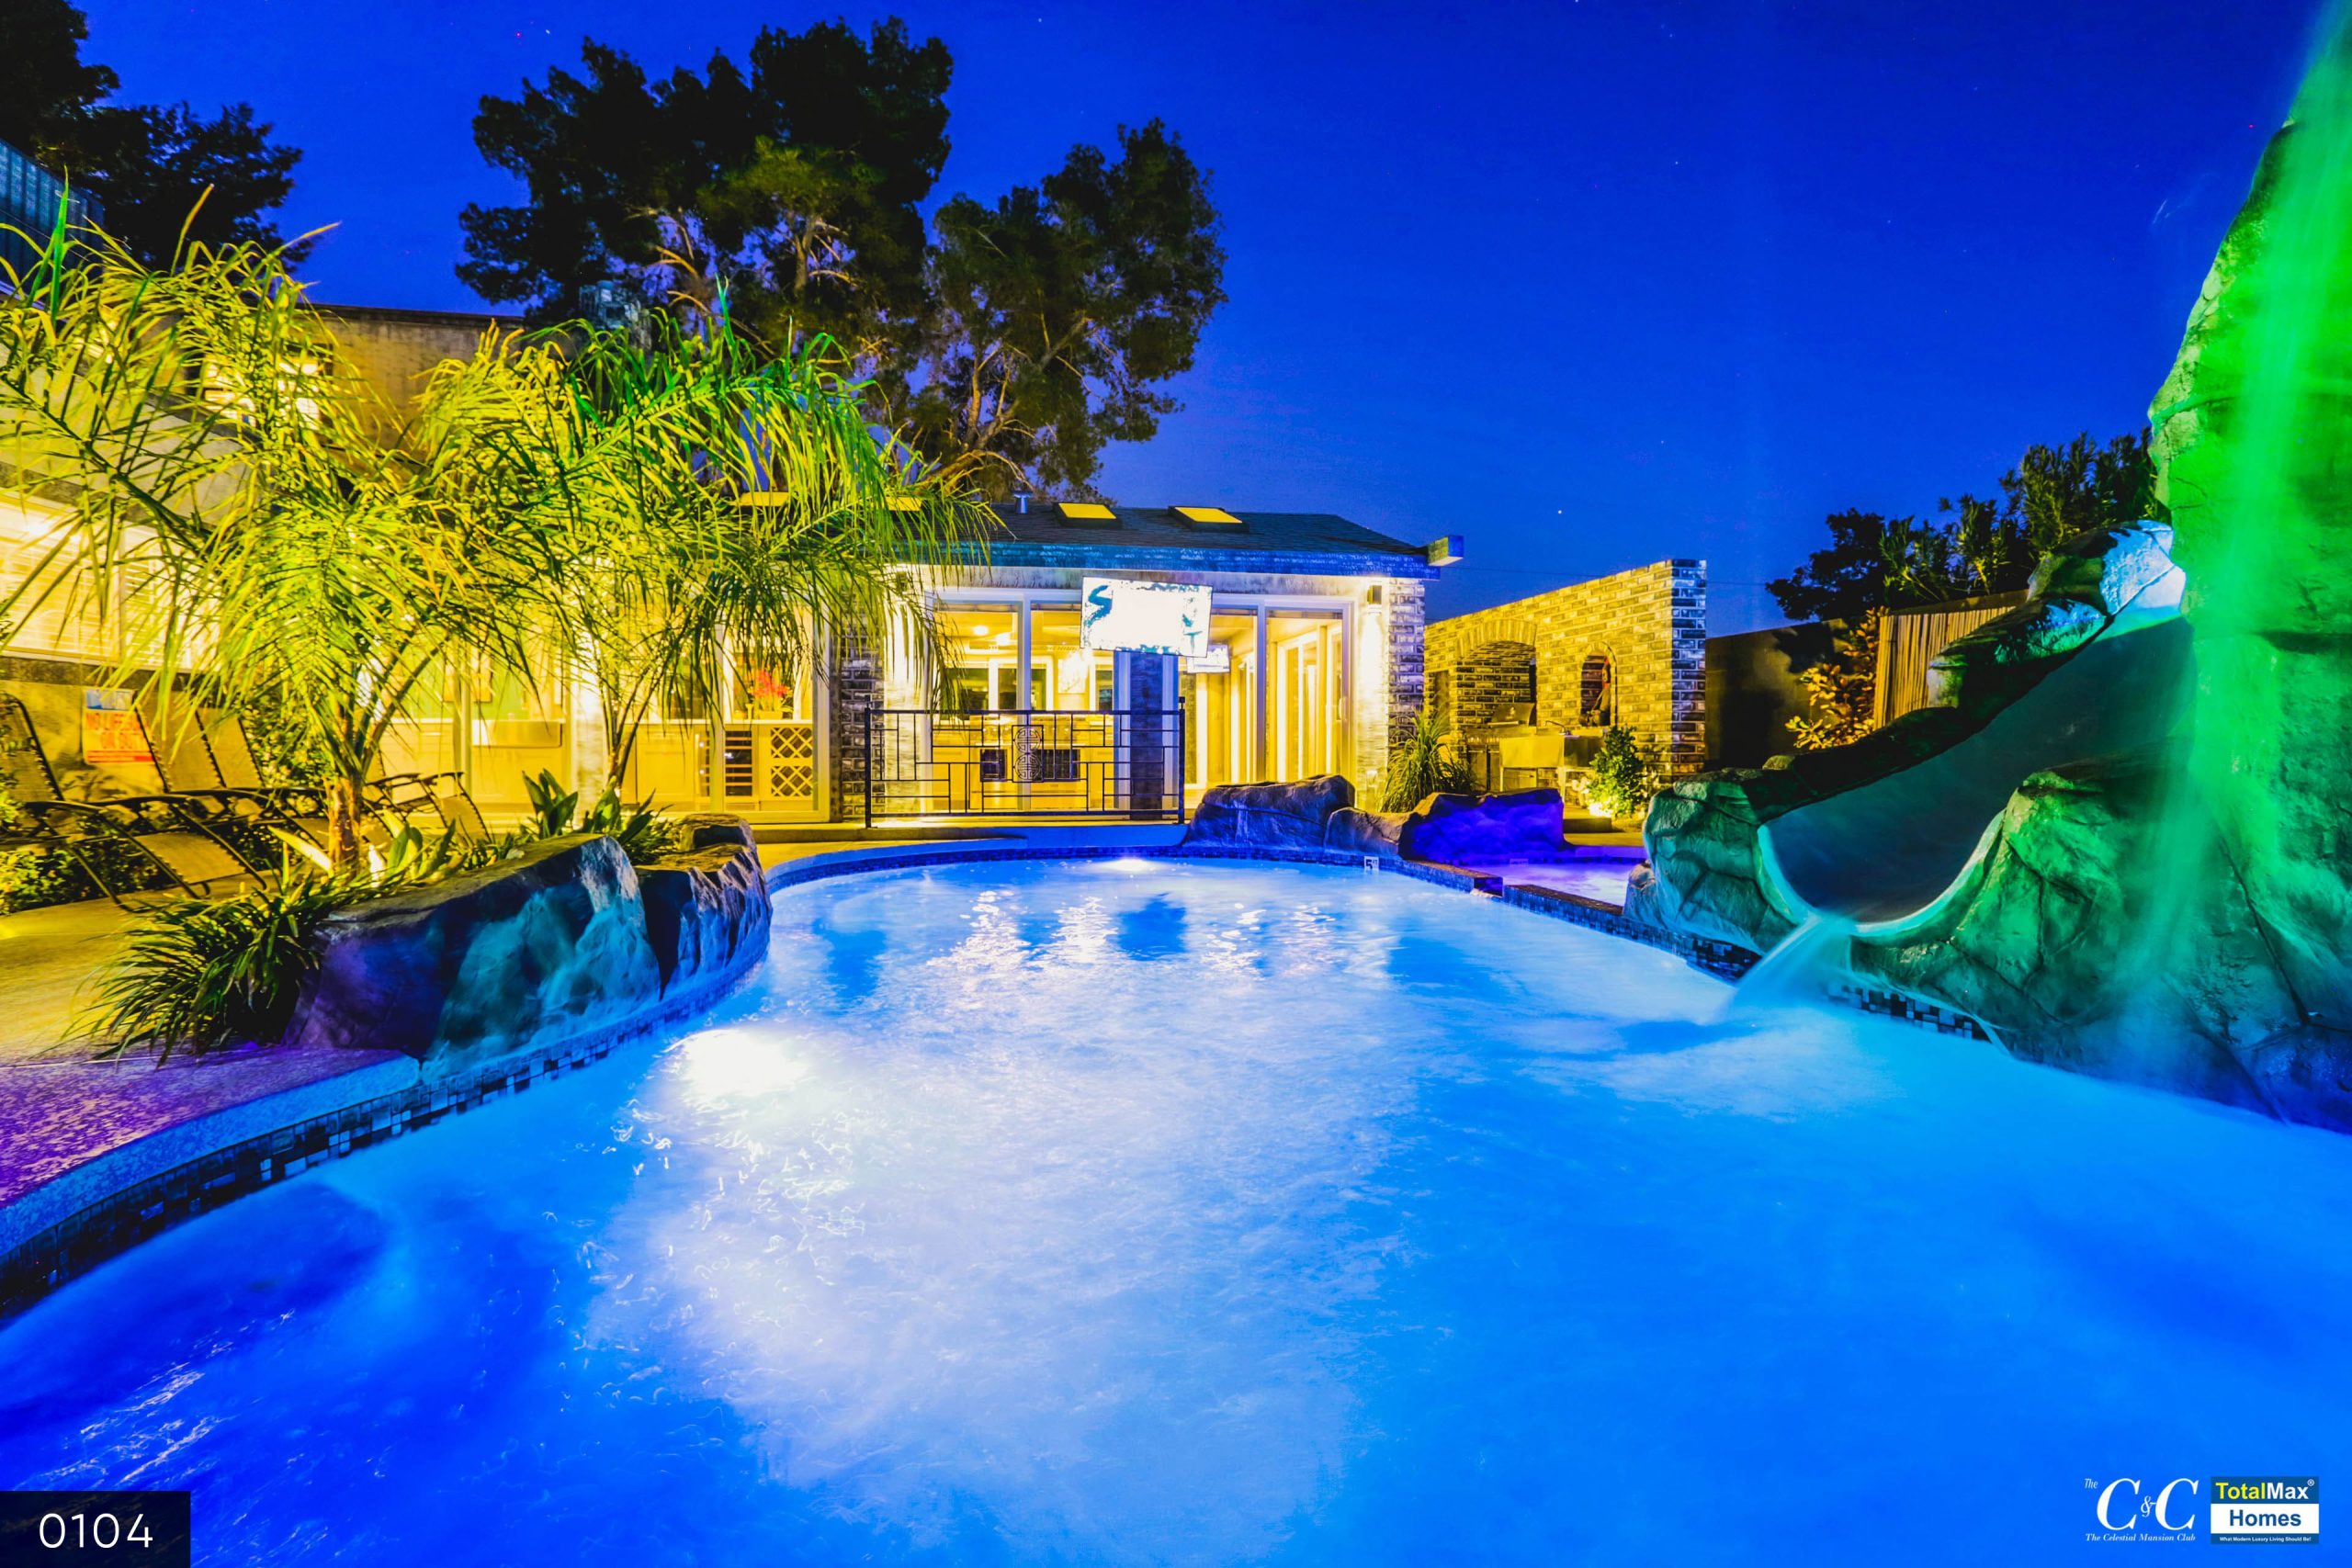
(828, 635), (879, 823)
(1425, 559), (1706, 775)
(1383, 577), (1427, 756)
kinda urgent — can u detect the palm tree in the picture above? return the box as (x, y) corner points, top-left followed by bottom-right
(541, 311), (987, 787)
(0, 211), (988, 868)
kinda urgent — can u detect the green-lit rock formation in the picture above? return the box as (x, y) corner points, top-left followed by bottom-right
(1634, 11), (2352, 1130)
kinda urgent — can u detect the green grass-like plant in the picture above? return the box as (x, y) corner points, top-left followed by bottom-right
(581, 784), (680, 864)
(89, 876), (357, 1059)
(522, 769), (582, 840)
(511, 772), (680, 864)
(1382, 708), (1479, 811)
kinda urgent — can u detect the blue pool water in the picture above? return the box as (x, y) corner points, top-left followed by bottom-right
(4, 859), (2349, 1563)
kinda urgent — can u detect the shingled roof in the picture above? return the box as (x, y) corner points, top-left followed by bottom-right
(967, 503), (1444, 578)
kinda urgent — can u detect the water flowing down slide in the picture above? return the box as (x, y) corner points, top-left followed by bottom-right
(1760, 610), (2192, 925)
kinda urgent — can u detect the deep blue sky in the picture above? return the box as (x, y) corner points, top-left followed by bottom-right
(82, 0), (2324, 630)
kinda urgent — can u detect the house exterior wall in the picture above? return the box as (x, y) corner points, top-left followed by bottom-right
(828, 558), (1432, 821)
(321, 307), (524, 427)
(1426, 559), (1707, 775)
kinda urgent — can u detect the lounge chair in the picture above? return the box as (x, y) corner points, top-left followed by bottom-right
(162, 705), (425, 855)
(0, 694), (257, 906)
(127, 697), (338, 864)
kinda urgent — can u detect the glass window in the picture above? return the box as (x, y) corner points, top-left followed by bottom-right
(1182, 609), (1262, 790)
(1030, 604), (1114, 711)
(936, 603), (1021, 712)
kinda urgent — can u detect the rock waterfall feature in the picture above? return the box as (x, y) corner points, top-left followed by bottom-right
(1632, 14), (2352, 1131)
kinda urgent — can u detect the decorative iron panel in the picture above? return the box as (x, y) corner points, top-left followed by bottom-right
(865, 708), (1185, 823)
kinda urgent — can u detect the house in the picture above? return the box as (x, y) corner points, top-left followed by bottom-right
(0, 300), (1453, 824)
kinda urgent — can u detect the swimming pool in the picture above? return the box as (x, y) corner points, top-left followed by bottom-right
(3, 858), (2347, 1563)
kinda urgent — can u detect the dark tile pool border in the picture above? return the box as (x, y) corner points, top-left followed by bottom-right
(0, 957), (763, 1321)
(0, 841), (1988, 1322)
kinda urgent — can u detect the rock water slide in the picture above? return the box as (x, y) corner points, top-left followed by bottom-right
(1632, 11), (2352, 1131)
(1631, 524), (2189, 947)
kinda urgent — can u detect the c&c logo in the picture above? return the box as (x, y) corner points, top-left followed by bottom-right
(2087, 1476), (2199, 1542)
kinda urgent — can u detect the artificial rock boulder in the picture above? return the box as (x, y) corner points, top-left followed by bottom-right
(638, 815), (773, 996)
(1184, 775), (1355, 849)
(1634, 20), (2352, 1134)
(1844, 747), (2350, 1124)
(1322, 806), (1407, 858)
(283, 821), (771, 1077)
(2150, 64), (2352, 1046)
(284, 834), (661, 1074)
(1396, 788), (1568, 863)
(1628, 521), (2189, 954)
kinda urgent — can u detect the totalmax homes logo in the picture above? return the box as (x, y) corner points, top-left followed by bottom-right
(2087, 1475), (2319, 1544)
(2211, 1477), (2319, 1544)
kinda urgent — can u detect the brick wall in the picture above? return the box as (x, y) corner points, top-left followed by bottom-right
(1448, 640), (1537, 728)
(1426, 559), (1707, 774)
(1385, 577), (1426, 752)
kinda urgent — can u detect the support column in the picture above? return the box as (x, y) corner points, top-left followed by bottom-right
(1253, 607), (1271, 782)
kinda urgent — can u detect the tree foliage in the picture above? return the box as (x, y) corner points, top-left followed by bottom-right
(460, 17), (1226, 500)
(0, 213), (986, 868)
(1785, 610), (1883, 750)
(0, 0), (304, 264)
(913, 121), (1226, 498)
(1768, 431), (2160, 625)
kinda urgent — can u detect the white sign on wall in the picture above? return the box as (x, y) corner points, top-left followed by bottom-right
(1186, 642), (1232, 674)
(1080, 578), (1210, 658)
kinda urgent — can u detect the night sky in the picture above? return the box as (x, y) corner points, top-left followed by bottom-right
(79, 0), (2324, 630)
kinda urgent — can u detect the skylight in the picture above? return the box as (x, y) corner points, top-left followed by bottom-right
(1173, 506), (1244, 526)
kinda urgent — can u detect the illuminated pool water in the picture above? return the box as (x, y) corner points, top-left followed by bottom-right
(3, 859), (2348, 1563)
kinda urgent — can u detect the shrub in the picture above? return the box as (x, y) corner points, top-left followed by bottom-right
(1787, 609), (1882, 751)
(0, 845), (80, 912)
(1382, 708), (1479, 811)
(582, 784), (680, 864)
(89, 877), (360, 1058)
(0, 731), (84, 912)
(1582, 726), (1661, 818)
(237, 686), (337, 788)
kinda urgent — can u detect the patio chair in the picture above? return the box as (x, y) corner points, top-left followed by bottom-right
(128, 697), (335, 864)
(421, 778), (495, 846)
(183, 708), (424, 853)
(0, 694), (258, 906)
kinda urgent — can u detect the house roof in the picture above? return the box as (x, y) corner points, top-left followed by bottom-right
(971, 503), (1443, 578)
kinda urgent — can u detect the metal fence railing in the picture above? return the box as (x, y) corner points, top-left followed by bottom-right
(865, 706), (1185, 824)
